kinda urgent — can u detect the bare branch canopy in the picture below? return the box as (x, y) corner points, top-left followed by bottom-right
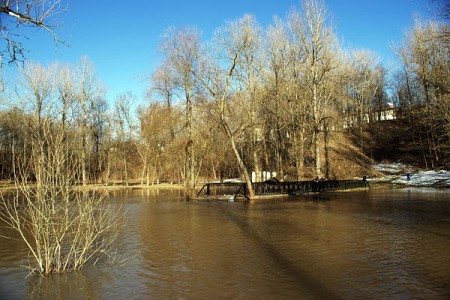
(0, 0), (68, 62)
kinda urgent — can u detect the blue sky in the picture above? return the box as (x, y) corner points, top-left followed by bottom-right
(3, 0), (431, 104)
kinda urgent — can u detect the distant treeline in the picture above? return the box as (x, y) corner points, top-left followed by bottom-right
(0, 1), (448, 196)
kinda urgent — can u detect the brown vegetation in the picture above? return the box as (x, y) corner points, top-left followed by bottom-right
(0, 0), (447, 193)
(0, 0), (447, 276)
(0, 113), (123, 275)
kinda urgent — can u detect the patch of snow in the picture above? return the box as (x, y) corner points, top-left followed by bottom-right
(393, 170), (450, 186)
(373, 162), (414, 174)
(210, 178), (242, 183)
(372, 163), (450, 187)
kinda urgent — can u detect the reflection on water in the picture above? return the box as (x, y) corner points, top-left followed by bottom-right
(1, 188), (450, 299)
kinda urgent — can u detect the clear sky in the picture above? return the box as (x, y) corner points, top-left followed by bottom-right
(3, 0), (432, 104)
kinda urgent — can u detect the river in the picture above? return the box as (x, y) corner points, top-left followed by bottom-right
(1, 188), (449, 299)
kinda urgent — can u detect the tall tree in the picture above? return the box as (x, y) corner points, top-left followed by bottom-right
(397, 19), (450, 167)
(264, 17), (300, 179)
(346, 50), (382, 147)
(17, 62), (54, 133)
(90, 97), (109, 183)
(192, 15), (262, 199)
(287, 0), (342, 177)
(138, 102), (181, 185)
(162, 26), (202, 199)
(226, 15), (264, 182)
(75, 57), (104, 185)
(114, 92), (136, 186)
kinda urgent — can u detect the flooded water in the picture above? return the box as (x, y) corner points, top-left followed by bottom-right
(1, 188), (450, 299)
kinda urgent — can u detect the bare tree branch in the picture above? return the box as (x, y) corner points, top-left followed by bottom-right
(0, 0), (68, 63)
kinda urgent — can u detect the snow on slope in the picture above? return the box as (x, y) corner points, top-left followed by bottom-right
(372, 163), (450, 187)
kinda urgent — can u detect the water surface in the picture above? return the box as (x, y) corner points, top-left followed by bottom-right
(1, 188), (449, 299)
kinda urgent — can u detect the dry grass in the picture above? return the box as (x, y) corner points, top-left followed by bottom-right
(326, 132), (379, 179)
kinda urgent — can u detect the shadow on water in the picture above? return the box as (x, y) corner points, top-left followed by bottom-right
(27, 272), (89, 300)
(213, 202), (342, 299)
(3, 188), (449, 299)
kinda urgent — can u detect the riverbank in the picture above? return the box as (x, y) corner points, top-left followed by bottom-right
(0, 180), (185, 193)
(93, 182), (185, 191)
(1, 163), (448, 194)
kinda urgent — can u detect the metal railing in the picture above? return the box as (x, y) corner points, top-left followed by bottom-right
(196, 179), (366, 200)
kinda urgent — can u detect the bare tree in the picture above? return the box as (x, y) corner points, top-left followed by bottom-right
(161, 26), (202, 199)
(346, 50), (382, 147)
(287, 0), (342, 178)
(151, 61), (178, 112)
(138, 102), (181, 185)
(17, 62), (54, 131)
(1, 58), (122, 275)
(0, 116), (123, 275)
(232, 15), (264, 182)
(75, 57), (105, 185)
(396, 18), (450, 167)
(56, 63), (75, 127)
(266, 16), (312, 179)
(113, 92), (136, 186)
(0, 0), (68, 62)
(90, 97), (110, 183)
(189, 15), (262, 199)
(372, 64), (389, 122)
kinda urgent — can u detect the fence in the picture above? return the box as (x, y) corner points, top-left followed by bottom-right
(196, 179), (366, 200)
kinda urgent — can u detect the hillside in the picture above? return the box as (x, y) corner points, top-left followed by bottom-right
(361, 119), (449, 170)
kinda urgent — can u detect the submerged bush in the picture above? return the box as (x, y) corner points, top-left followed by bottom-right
(1, 185), (123, 275)
(0, 118), (123, 275)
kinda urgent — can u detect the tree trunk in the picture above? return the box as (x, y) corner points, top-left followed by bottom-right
(140, 158), (146, 186)
(211, 158), (217, 181)
(314, 129), (322, 178)
(294, 130), (305, 180)
(123, 156), (128, 187)
(82, 135), (87, 186)
(184, 139), (195, 200)
(146, 162), (150, 186)
(324, 123), (330, 179)
(222, 122), (254, 200)
(253, 148), (260, 182)
(276, 148), (283, 181)
(105, 150), (111, 186)
(184, 89), (196, 200)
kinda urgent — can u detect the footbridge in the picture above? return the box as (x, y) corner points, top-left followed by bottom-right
(196, 179), (367, 201)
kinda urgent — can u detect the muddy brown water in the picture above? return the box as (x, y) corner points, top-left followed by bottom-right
(1, 188), (450, 299)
